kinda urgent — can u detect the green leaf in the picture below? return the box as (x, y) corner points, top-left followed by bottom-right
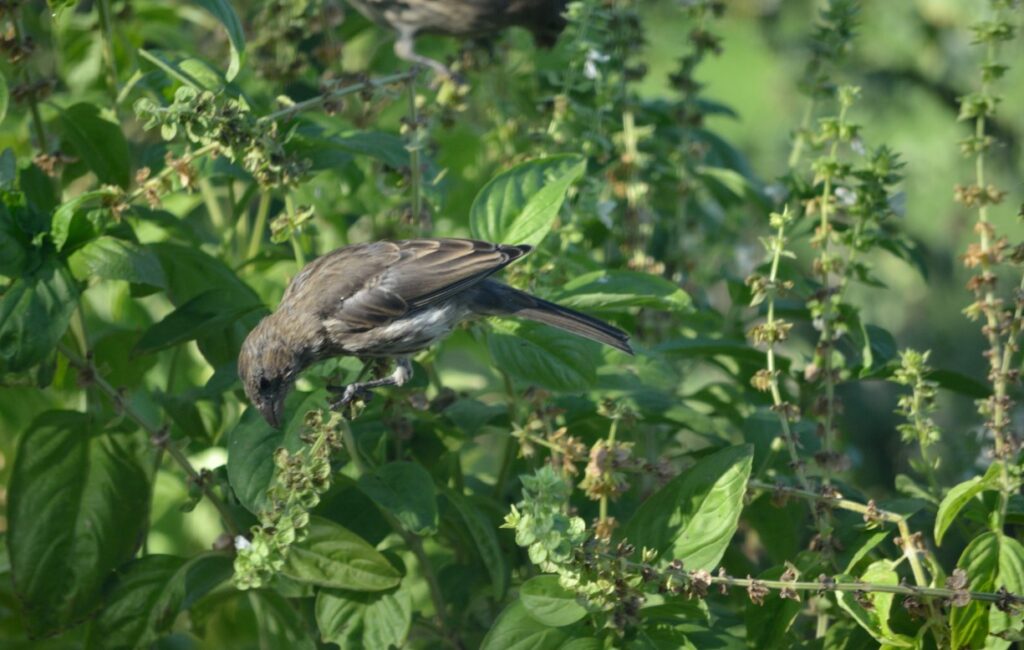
(7, 412), (150, 637)
(68, 236), (167, 289)
(930, 368), (992, 399)
(990, 535), (1024, 647)
(519, 575), (587, 627)
(835, 561), (913, 647)
(935, 462), (1001, 546)
(481, 600), (585, 650)
(226, 389), (329, 514)
(0, 193), (30, 276)
(50, 189), (118, 251)
(358, 461), (439, 535)
(554, 270), (691, 313)
(134, 288), (264, 355)
(621, 445), (753, 571)
(58, 103), (131, 188)
(656, 338), (773, 368)
(315, 589), (412, 650)
(329, 130), (410, 169)
(0, 259), (77, 373)
(487, 320), (602, 392)
(470, 155), (586, 247)
(745, 553), (824, 649)
(951, 532), (999, 650)
(86, 553), (233, 649)
(443, 489), (508, 599)
(695, 165), (766, 207)
(193, 0), (246, 81)
(282, 516), (401, 591)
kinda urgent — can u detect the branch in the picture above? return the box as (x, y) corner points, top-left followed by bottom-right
(124, 72), (416, 207)
(56, 342), (241, 537)
(258, 71), (415, 124)
(748, 480), (905, 524)
(709, 572), (1023, 607)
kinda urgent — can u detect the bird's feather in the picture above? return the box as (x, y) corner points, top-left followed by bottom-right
(282, 238), (529, 335)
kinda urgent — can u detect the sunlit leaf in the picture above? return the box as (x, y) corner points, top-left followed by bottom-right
(193, 0), (246, 81)
(282, 517), (401, 591)
(622, 445), (753, 571)
(487, 320), (601, 391)
(519, 575), (587, 627)
(470, 155), (586, 247)
(68, 236), (166, 289)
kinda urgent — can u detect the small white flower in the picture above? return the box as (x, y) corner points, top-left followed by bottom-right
(597, 199), (616, 228)
(850, 138), (866, 155)
(764, 183), (787, 203)
(584, 48), (610, 80)
(235, 535), (252, 550)
(835, 186), (857, 207)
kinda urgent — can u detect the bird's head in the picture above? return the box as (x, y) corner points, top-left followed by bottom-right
(238, 315), (299, 428)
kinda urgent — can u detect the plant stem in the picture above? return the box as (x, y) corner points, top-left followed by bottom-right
(11, 16), (48, 152)
(603, 552), (1022, 607)
(788, 99), (815, 169)
(126, 142), (220, 203)
(748, 480), (901, 523)
(247, 191), (272, 261)
(56, 342), (241, 537)
(493, 371), (521, 500)
(96, 0), (121, 106)
(967, 31), (1016, 530)
(763, 220), (809, 490)
(406, 75), (425, 234)
(259, 71), (415, 123)
(338, 419), (457, 647)
(284, 194), (306, 268)
(708, 573), (1017, 606)
(198, 177), (226, 232)
(598, 416), (619, 526)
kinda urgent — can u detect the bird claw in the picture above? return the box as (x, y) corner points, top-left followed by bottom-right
(327, 384), (374, 411)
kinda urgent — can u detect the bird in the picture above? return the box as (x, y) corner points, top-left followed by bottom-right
(239, 238), (632, 428)
(345, 0), (568, 78)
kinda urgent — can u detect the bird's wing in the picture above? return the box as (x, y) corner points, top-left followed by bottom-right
(283, 239), (530, 332)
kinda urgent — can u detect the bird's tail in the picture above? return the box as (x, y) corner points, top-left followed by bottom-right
(470, 281), (633, 355)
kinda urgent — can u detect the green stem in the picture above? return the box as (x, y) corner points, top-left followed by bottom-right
(126, 142), (220, 203)
(285, 194), (306, 268)
(493, 371), (521, 500)
(788, 99), (816, 169)
(598, 417), (619, 525)
(11, 17), (48, 152)
(198, 177), (226, 233)
(339, 419), (457, 647)
(96, 0), (121, 105)
(247, 192), (272, 261)
(406, 77), (425, 234)
(259, 72), (415, 124)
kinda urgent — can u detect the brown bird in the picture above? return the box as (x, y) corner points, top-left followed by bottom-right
(346, 0), (568, 77)
(239, 238), (632, 427)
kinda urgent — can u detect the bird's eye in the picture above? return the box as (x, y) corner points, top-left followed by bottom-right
(258, 377), (271, 393)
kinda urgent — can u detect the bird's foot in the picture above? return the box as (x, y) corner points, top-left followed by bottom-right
(327, 383), (375, 412)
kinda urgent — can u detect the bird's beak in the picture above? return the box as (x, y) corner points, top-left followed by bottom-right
(258, 396), (285, 429)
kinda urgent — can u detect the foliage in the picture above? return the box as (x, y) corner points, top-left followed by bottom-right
(1, 0), (1023, 648)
